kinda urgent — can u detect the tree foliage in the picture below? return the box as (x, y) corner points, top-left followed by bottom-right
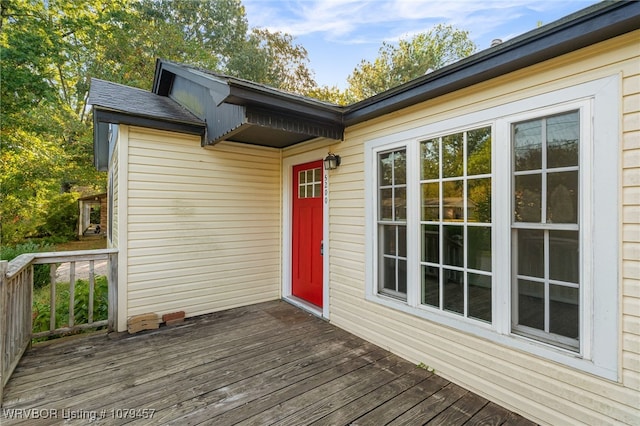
(346, 24), (476, 101)
(0, 0), (317, 245)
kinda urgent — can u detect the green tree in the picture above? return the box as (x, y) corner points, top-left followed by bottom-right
(347, 24), (476, 101)
(1, 0), (318, 245)
(226, 28), (317, 95)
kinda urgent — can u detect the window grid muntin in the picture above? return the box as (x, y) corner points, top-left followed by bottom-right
(378, 149), (407, 300)
(298, 168), (322, 199)
(511, 110), (580, 351)
(420, 126), (493, 323)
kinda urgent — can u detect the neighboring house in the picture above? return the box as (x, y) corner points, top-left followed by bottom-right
(88, 2), (639, 424)
(77, 193), (107, 237)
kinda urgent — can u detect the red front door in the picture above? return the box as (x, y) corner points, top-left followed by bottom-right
(292, 161), (324, 307)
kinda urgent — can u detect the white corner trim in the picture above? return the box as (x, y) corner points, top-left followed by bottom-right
(116, 125), (129, 332)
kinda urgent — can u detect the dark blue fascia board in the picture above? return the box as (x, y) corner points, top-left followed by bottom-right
(94, 109), (206, 143)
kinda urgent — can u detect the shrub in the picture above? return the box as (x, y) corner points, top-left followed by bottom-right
(39, 192), (79, 241)
(32, 275), (108, 335)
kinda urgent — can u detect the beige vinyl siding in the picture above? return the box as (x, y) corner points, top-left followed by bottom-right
(124, 127), (281, 319)
(327, 31), (640, 425)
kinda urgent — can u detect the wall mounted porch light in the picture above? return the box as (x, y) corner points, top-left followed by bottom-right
(323, 152), (341, 170)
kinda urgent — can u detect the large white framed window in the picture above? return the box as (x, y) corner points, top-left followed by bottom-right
(365, 76), (619, 379)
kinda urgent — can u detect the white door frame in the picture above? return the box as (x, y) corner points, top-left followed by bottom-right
(282, 148), (329, 319)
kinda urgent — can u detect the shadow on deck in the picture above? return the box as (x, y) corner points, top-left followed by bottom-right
(1, 301), (535, 425)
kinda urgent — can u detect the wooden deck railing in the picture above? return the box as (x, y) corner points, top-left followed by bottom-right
(0, 249), (117, 405)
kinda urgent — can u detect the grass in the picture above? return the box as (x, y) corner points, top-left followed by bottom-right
(52, 238), (107, 252)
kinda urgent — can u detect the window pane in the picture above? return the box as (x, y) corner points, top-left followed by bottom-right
(421, 182), (439, 221)
(468, 273), (492, 323)
(549, 231), (579, 283)
(422, 225), (439, 264)
(467, 127), (492, 175)
(382, 257), (396, 291)
(515, 174), (542, 223)
(395, 187), (406, 220)
(398, 226), (407, 258)
(547, 111), (579, 168)
(379, 152), (393, 186)
(379, 188), (392, 220)
(517, 229), (544, 278)
(550, 285), (579, 339)
(468, 178), (491, 223)
(443, 225), (463, 267)
(443, 180), (464, 222)
(443, 268), (464, 315)
(299, 170), (306, 184)
(517, 279), (544, 331)
(298, 185), (305, 199)
(514, 119), (542, 171)
(547, 171), (578, 224)
(421, 139), (439, 180)
(382, 225), (396, 255)
(442, 133), (463, 178)
(398, 259), (407, 294)
(422, 266), (439, 307)
(313, 183), (321, 198)
(394, 150), (406, 184)
(468, 226), (491, 272)
(313, 167), (321, 182)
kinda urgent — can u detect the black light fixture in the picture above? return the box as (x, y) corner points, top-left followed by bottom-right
(324, 152), (341, 170)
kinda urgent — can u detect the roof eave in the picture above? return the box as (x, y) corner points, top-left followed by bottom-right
(93, 107), (207, 143)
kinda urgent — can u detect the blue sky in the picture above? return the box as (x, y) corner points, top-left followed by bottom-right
(242, 0), (600, 89)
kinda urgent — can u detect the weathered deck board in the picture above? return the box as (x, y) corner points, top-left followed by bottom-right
(1, 301), (536, 425)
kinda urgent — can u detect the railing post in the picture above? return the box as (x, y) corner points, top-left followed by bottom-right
(1, 260), (8, 407)
(108, 252), (118, 332)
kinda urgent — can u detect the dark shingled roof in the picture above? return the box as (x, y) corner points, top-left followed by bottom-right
(89, 78), (204, 126)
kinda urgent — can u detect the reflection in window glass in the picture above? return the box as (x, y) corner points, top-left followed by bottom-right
(517, 229), (544, 278)
(421, 139), (439, 180)
(547, 171), (578, 224)
(443, 269), (464, 314)
(468, 178), (491, 223)
(468, 226), (491, 272)
(421, 183), (439, 221)
(547, 111), (579, 168)
(549, 285), (579, 339)
(514, 174), (542, 223)
(443, 181), (464, 222)
(468, 273), (492, 322)
(422, 225), (439, 263)
(549, 231), (579, 283)
(512, 110), (580, 351)
(467, 127), (492, 175)
(443, 225), (464, 267)
(378, 149), (407, 300)
(297, 168), (322, 199)
(517, 279), (544, 331)
(419, 126), (493, 323)
(514, 119), (542, 171)
(422, 266), (439, 307)
(442, 133), (464, 178)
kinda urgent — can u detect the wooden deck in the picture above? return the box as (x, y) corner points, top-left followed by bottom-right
(1, 301), (535, 425)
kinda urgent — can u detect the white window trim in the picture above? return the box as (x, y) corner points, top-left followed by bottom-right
(365, 75), (619, 380)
